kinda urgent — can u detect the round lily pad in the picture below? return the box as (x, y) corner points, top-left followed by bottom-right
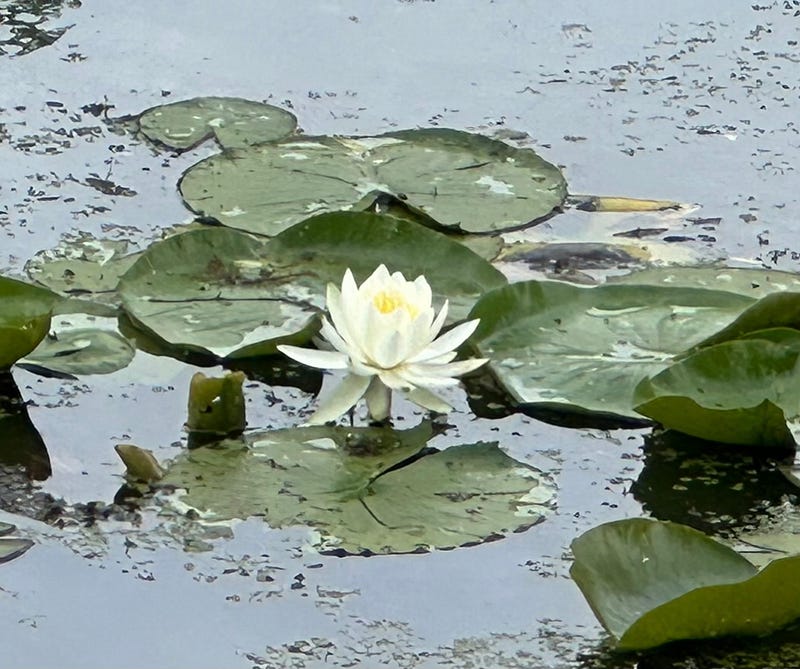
(161, 423), (556, 554)
(19, 314), (135, 377)
(467, 280), (756, 421)
(179, 128), (567, 236)
(138, 96), (297, 151)
(118, 213), (506, 360)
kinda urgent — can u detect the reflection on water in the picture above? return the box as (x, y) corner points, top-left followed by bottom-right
(0, 0), (80, 57)
(633, 430), (797, 535)
(0, 371), (50, 480)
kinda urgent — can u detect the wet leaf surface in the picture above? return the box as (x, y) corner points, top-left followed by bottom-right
(633, 338), (800, 448)
(19, 314), (135, 376)
(571, 518), (800, 651)
(138, 96), (297, 151)
(118, 213), (505, 359)
(468, 280), (754, 421)
(179, 128), (567, 236)
(0, 276), (58, 369)
(162, 422), (555, 554)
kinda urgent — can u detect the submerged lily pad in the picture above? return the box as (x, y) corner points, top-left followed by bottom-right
(633, 339), (800, 448)
(179, 128), (567, 236)
(571, 518), (800, 650)
(25, 235), (139, 300)
(118, 213), (505, 359)
(161, 423), (555, 554)
(0, 276), (58, 370)
(18, 314), (135, 377)
(138, 97), (297, 151)
(467, 281), (755, 421)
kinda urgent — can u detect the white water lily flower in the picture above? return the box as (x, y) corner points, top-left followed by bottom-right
(278, 264), (487, 424)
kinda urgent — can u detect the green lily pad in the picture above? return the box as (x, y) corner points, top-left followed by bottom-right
(571, 518), (800, 650)
(691, 292), (800, 352)
(19, 314), (135, 377)
(0, 276), (58, 370)
(138, 96), (297, 151)
(25, 235), (139, 300)
(633, 339), (800, 448)
(0, 538), (34, 564)
(118, 214), (505, 359)
(467, 281), (755, 421)
(161, 423), (555, 554)
(117, 227), (317, 360)
(179, 128), (567, 236)
(610, 266), (800, 299)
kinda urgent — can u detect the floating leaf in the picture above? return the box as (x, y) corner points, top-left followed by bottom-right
(633, 339), (800, 448)
(0, 538), (34, 564)
(25, 235), (139, 300)
(118, 214), (505, 359)
(118, 227), (317, 359)
(138, 96), (297, 151)
(0, 276), (58, 370)
(19, 314), (135, 376)
(571, 518), (800, 650)
(179, 128), (567, 236)
(691, 292), (800, 352)
(609, 266), (800, 299)
(161, 423), (555, 554)
(467, 281), (755, 421)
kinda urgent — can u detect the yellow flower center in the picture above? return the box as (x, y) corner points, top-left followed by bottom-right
(372, 290), (419, 318)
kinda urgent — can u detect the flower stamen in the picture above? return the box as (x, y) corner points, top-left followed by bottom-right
(372, 290), (419, 318)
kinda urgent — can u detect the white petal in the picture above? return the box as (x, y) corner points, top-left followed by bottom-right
(405, 387), (453, 414)
(377, 368), (415, 391)
(412, 274), (433, 309)
(360, 264), (391, 295)
(306, 373), (371, 425)
(394, 358), (487, 388)
(395, 367), (461, 388)
(319, 316), (355, 357)
(278, 345), (349, 369)
(428, 300), (448, 340)
(408, 318), (480, 364)
(326, 283), (355, 348)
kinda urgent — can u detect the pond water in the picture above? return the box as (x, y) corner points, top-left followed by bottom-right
(2, 1), (800, 667)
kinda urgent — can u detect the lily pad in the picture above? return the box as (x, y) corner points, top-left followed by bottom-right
(118, 214), (505, 359)
(179, 128), (567, 236)
(610, 266), (800, 299)
(571, 518), (800, 650)
(161, 423), (555, 554)
(138, 97), (297, 151)
(118, 227), (317, 360)
(25, 234), (139, 300)
(633, 339), (800, 448)
(0, 538), (34, 564)
(690, 292), (800, 352)
(0, 276), (58, 370)
(467, 281), (755, 421)
(18, 314), (135, 377)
